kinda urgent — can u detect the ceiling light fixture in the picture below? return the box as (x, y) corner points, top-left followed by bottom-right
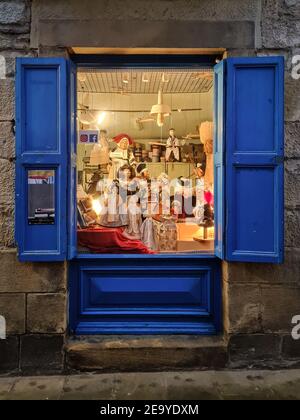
(142, 73), (149, 83)
(162, 73), (170, 83)
(122, 73), (129, 84)
(150, 90), (171, 127)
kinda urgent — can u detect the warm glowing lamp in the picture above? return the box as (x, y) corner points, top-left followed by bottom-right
(92, 199), (102, 216)
(97, 112), (106, 126)
(193, 221), (215, 242)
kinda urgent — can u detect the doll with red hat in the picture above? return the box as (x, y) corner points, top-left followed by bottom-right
(108, 133), (136, 179)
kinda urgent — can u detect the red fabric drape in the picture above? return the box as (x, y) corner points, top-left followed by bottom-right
(78, 227), (154, 254)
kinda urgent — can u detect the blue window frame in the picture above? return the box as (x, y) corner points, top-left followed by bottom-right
(15, 55), (284, 264)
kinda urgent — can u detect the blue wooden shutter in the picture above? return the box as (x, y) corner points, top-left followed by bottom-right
(67, 61), (77, 259)
(225, 57), (284, 263)
(214, 61), (225, 259)
(16, 58), (69, 261)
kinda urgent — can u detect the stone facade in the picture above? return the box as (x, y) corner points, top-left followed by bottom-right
(0, 0), (299, 374)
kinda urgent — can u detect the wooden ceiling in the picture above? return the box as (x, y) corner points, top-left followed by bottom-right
(77, 69), (213, 94)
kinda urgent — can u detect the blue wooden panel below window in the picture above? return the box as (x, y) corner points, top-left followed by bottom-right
(16, 58), (68, 261)
(69, 257), (221, 335)
(225, 57), (284, 263)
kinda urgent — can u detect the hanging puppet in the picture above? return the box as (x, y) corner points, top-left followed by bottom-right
(166, 128), (181, 162)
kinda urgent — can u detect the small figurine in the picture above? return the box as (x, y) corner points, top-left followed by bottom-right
(166, 128), (180, 162)
(135, 163), (150, 216)
(136, 163), (150, 181)
(98, 180), (128, 228)
(141, 215), (157, 251)
(123, 194), (142, 240)
(108, 133), (135, 179)
(117, 164), (142, 240)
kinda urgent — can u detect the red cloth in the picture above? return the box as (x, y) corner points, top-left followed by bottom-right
(78, 227), (154, 254)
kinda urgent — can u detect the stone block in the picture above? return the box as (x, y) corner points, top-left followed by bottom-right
(66, 336), (228, 372)
(0, 250), (66, 293)
(20, 335), (64, 375)
(0, 78), (14, 121)
(282, 335), (300, 359)
(0, 336), (19, 374)
(37, 19), (255, 49)
(229, 334), (281, 367)
(0, 158), (14, 207)
(261, 286), (300, 333)
(285, 209), (300, 248)
(223, 248), (300, 287)
(0, 1), (29, 25)
(262, 0), (300, 48)
(223, 283), (262, 334)
(285, 122), (300, 159)
(285, 160), (300, 207)
(285, 76), (300, 122)
(27, 293), (66, 334)
(0, 33), (29, 50)
(32, 0), (260, 22)
(0, 293), (25, 334)
(0, 121), (15, 160)
(0, 51), (35, 79)
(0, 205), (14, 248)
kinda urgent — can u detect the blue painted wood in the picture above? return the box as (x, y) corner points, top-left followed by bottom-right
(16, 58), (68, 261)
(214, 61), (225, 259)
(68, 60), (77, 259)
(69, 257), (222, 335)
(71, 54), (221, 68)
(225, 57), (284, 263)
(75, 252), (217, 260)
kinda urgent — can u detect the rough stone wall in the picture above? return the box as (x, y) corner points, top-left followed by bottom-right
(224, 0), (300, 369)
(0, 1), (67, 375)
(0, 0), (299, 374)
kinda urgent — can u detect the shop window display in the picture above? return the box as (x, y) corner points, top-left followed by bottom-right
(77, 68), (214, 254)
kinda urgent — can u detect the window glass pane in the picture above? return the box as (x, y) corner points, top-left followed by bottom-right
(28, 169), (55, 225)
(76, 68), (214, 254)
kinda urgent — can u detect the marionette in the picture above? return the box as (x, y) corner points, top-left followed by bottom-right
(141, 215), (157, 251)
(116, 164), (142, 240)
(98, 180), (128, 228)
(135, 163), (151, 216)
(108, 133), (136, 179)
(166, 128), (181, 162)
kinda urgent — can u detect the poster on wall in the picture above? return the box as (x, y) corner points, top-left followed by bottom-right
(79, 130), (99, 144)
